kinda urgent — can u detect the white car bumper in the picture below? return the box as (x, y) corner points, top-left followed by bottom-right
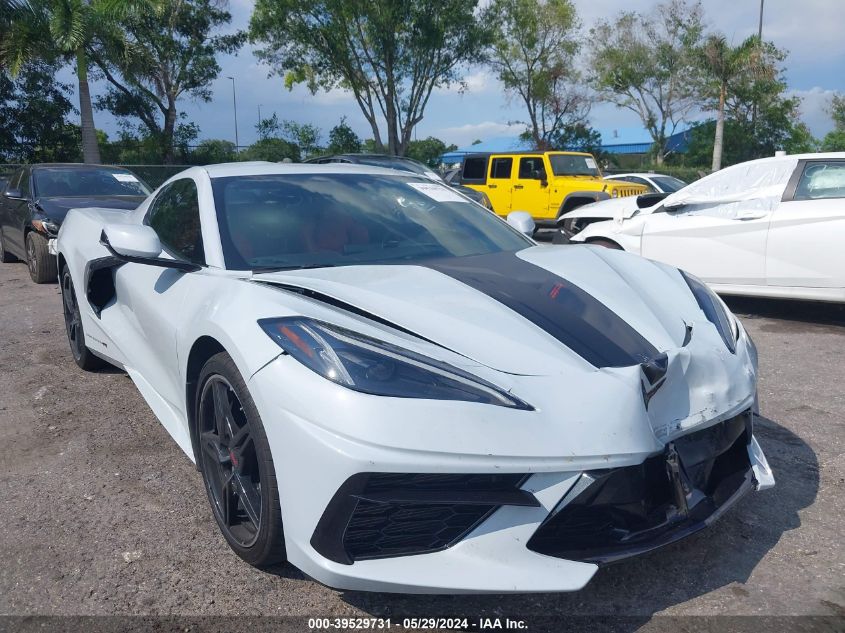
(246, 353), (774, 594)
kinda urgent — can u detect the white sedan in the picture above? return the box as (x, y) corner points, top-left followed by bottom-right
(605, 173), (688, 194)
(56, 162), (772, 593)
(573, 153), (845, 303)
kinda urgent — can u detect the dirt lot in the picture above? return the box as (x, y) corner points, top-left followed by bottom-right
(0, 259), (843, 631)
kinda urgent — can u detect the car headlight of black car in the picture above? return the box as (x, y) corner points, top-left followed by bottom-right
(32, 219), (60, 236)
(259, 317), (531, 409)
(681, 271), (737, 353)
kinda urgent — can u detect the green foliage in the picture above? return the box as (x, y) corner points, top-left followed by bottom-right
(590, 0), (704, 164)
(821, 95), (845, 151)
(686, 40), (818, 166)
(240, 138), (301, 162)
(547, 123), (604, 157)
(406, 137), (457, 168)
(190, 139), (237, 165)
(256, 114), (322, 157)
(487, 0), (587, 149)
(326, 117), (362, 154)
(249, 0), (490, 155)
(91, 0), (241, 163)
(0, 60), (81, 162)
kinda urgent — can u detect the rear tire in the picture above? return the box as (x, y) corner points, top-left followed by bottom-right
(26, 232), (58, 283)
(0, 229), (18, 263)
(196, 352), (287, 569)
(61, 266), (107, 371)
(588, 238), (623, 250)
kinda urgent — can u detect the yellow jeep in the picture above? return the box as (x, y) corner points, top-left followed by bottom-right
(458, 151), (647, 226)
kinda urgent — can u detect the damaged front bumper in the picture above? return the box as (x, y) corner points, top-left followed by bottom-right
(527, 410), (774, 564)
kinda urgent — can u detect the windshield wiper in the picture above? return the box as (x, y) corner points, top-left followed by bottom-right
(252, 263), (341, 273)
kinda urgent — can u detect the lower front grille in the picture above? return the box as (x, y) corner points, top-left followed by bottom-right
(311, 473), (536, 564)
(527, 412), (755, 564)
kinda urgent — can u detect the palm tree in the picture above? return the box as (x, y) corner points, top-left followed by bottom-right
(700, 34), (769, 172)
(1, 0), (151, 163)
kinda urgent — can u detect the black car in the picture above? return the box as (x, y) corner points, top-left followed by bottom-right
(0, 164), (151, 283)
(305, 154), (495, 211)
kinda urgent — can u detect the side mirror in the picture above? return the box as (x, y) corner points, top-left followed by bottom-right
(539, 178), (548, 188)
(4, 188), (23, 199)
(100, 224), (200, 272)
(636, 192), (669, 208)
(507, 210), (536, 236)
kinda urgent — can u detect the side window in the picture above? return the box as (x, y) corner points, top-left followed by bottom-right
(489, 157), (513, 179)
(19, 169), (31, 197)
(461, 157), (487, 183)
(5, 169), (22, 194)
(147, 179), (205, 265)
(794, 161), (845, 200)
(518, 156), (546, 180)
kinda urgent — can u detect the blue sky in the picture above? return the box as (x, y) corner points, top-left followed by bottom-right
(76, 0), (845, 148)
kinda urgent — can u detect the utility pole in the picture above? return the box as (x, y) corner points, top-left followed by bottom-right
(226, 76), (239, 151)
(751, 0), (764, 133)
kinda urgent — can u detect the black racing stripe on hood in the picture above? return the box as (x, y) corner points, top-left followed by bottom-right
(422, 251), (659, 368)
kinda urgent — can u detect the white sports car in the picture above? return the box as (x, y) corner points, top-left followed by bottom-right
(56, 162), (774, 594)
(572, 153), (845, 303)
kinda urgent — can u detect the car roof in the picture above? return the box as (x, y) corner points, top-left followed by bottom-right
(29, 163), (138, 170)
(463, 151), (593, 157)
(199, 162), (429, 179)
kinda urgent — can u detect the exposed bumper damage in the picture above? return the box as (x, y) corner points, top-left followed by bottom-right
(527, 410), (771, 564)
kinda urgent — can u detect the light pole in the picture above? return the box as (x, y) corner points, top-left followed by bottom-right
(751, 0), (764, 133)
(226, 76), (239, 152)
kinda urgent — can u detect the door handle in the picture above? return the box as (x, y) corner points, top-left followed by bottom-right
(488, 184), (497, 189)
(513, 184), (524, 190)
(736, 212), (767, 221)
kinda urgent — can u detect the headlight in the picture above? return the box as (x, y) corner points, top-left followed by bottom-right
(680, 271), (736, 353)
(259, 317), (532, 409)
(32, 219), (60, 235)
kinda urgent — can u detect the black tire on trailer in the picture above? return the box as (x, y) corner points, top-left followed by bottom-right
(26, 231), (58, 283)
(195, 352), (287, 569)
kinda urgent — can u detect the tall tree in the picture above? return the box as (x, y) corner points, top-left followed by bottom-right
(0, 0), (136, 162)
(0, 60), (80, 161)
(326, 117), (362, 154)
(90, 0), (242, 163)
(486, 0), (588, 149)
(821, 94), (845, 152)
(406, 136), (457, 168)
(590, 0), (703, 164)
(249, 0), (490, 156)
(699, 35), (771, 171)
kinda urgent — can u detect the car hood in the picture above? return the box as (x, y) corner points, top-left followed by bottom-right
(34, 196), (145, 224)
(251, 246), (705, 377)
(559, 196), (638, 221)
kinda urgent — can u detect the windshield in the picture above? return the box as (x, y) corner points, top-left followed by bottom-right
(33, 167), (151, 198)
(211, 173), (532, 271)
(650, 176), (687, 193)
(548, 154), (600, 177)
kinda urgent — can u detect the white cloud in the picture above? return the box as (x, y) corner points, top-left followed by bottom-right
(436, 120), (525, 146)
(788, 87), (838, 137)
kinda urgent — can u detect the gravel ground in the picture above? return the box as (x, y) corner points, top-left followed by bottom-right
(0, 259), (843, 630)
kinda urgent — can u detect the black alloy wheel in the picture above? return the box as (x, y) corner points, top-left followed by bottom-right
(196, 353), (286, 567)
(61, 267), (106, 370)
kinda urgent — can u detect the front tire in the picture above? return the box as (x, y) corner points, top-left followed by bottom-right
(196, 352), (286, 568)
(26, 232), (58, 283)
(61, 267), (107, 370)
